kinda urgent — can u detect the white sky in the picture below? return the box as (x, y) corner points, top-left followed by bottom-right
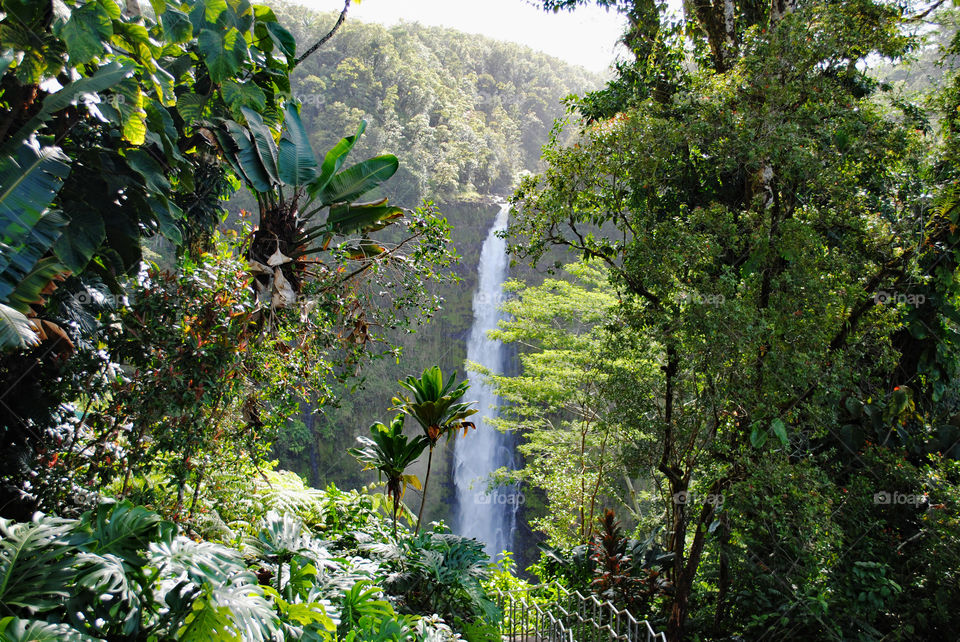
(299, 0), (629, 74)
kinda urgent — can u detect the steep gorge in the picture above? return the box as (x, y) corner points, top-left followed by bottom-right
(254, 3), (605, 535)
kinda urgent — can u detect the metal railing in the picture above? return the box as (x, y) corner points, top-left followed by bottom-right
(494, 583), (666, 642)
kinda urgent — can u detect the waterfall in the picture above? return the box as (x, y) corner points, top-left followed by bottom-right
(453, 203), (517, 559)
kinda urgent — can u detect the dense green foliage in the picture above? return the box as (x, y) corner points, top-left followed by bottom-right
(257, 5), (603, 519)
(0, 0), (488, 634)
(0, 0), (459, 520)
(501, 0), (960, 639)
(480, 260), (652, 547)
(4, 0), (960, 640)
(0, 479), (497, 641)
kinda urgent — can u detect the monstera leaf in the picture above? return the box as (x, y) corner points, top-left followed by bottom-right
(82, 500), (171, 565)
(0, 617), (98, 642)
(0, 516), (84, 615)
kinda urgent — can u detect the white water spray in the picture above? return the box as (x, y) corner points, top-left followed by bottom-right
(453, 203), (518, 559)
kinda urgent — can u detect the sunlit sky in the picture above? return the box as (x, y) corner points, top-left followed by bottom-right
(298, 0), (629, 74)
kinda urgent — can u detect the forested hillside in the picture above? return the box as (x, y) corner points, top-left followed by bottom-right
(259, 4), (603, 513)
(250, 4), (601, 206)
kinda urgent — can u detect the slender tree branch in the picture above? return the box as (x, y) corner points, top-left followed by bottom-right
(295, 0), (350, 67)
(904, 0), (948, 22)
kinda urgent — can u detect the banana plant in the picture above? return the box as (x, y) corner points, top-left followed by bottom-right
(0, 136), (71, 350)
(348, 415), (429, 536)
(210, 101), (405, 312)
(392, 366), (477, 534)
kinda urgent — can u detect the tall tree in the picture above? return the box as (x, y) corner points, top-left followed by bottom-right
(515, 0), (960, 638)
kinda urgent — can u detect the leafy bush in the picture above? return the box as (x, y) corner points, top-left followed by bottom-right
(0, 489), (481, 641)
(529, 510), (672, 620)
(369, 528), (501, 627)
(0, 500), (282, 640)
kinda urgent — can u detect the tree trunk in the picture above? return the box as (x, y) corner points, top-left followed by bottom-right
(713, 511), (731, 634)
(188, 468), (204, 521)
(415, 446), (434, 534)
(667, 498), (717, 641)
(392, 493), (399, 537)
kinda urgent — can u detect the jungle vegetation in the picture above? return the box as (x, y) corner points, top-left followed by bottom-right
(0, 0), (958, 641)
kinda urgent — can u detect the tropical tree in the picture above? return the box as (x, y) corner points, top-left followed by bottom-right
(349, 415), (429, 536)
(0, 0), (299, 347)
(0, 0), (460, 519)
(513, 0), (960, 638)
(209, 104), (408, 314)
(392, 367), (477, 533)
(480, 260), (654, 547)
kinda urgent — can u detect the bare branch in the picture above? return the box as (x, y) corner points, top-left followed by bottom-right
(295, 0), (350, 67)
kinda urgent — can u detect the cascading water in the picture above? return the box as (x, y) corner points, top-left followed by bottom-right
(453, 203), (518, 559)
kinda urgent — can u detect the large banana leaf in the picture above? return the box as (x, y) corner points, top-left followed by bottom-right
(0, 139), (70, 350)
(326, 202), (404, 237)
(277, 102), (318, 186)
(0, 139), (70, 256)
(4, 256), (67, 314)
(313, 155), (399, 206)
(0, 210), (67, 305)
(309, 120), (367, 198)
(240, 106), (280, 184)
(223, 120), (273, 193)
